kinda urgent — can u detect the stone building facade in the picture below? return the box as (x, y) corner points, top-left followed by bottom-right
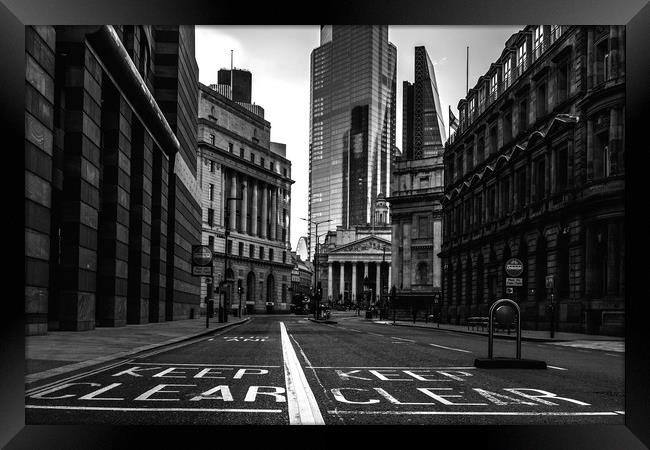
(24, 25), (202, 335)
(440, 26), (625, 335)
(388, 46), (446, 319)
(197, 83), (294, 314)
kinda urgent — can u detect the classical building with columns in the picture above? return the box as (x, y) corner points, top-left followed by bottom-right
(197, 82), (294, 314)
(440, 26), (625, 335)
(317, 197), (392, 308)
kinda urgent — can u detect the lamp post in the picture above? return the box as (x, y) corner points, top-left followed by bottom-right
(300, 217), (331, 320)
(390, 285), (397, 324)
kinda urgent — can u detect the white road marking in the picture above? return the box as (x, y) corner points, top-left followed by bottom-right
(429, 343), (473, 353)
(348, 328), (362, 333)
(132, 362), (281, 368)
(326, 410), (619, 416)
(306, 366), (477, 370)
(25, 405), (282, 413)
(615, 410), (625, 415)
(606, 353), (622, 357)
(547, 365), (568, 371)
(280, 322), (325, 425)
(368, 332), (384, 337)
(391, 337), (416, 342)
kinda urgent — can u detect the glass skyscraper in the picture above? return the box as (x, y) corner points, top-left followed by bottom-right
(308, 25), (397, 258)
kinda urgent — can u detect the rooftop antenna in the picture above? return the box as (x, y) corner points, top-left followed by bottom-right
(230, 50), (233, 97)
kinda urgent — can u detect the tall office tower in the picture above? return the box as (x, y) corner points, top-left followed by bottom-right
(402, 46), (446, 159)
(218, 68), (252, 103)
(308, 25), (397, 258)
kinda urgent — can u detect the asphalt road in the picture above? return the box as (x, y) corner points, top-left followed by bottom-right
(25, 314), (624, 425)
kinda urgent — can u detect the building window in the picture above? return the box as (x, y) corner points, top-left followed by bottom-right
(594, 126), (611, 178)
(456, 153), (464, 180)
(208, 183), (214, 201)
(227, 240), (233, 254)
(475, 194), (483, 226)
(283, 167), (287, 177)
(449, 159), (455, 183)
(420, 176), (430, 189)
(518, 99), (528, 134)
(536, 83), (547, 118)
(533, 26), (544, 60)
(209, 134), (215, 145)
(210, 160), (215, 173)
(469, 97), (476, 120)
(240, 147), (245, 157)
(208, 235), (214, 250)
(478, 88), (485, 114)
(488, 187), (496, 217)
(556, 145), (569, 191)
(490, 72), (498, 101)
(239, 242), (244, 257)
(251, 153), (255, 163)
(557, 60), (569, 103)
(283, 251), (287, 263)
(250, 244), (255, 258)
(477, 135), (485, 162)
(503, 111), (513, 144)
(207, 208), (214, 227)
(419, 215), (431, 238)
(269, 249), (274, 261)
(489, 125), (498, 155)
(416, 262), (429, 285)
(501, 178), (510, 215)
(282, 284), (287, 302)
(259, 247), (264, 260)
(535, 158), (546, 201)
(516, 168), (527, 208)
(261, 157), (265, 167)
(228, 142), (233, 153)
(465, 146), (473, 172)
(550, 25), (562, 43)
(517, 41), (528, 75)
(595, 39), (610, 85)
(504, 57), (512, 88)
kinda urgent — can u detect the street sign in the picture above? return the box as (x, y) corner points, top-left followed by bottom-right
(545, 275), (555, 289)
(506, 287), (514, 294)
(505, 258), (524, 277)
(192, 245), (213, 276)
(506, 277), (523, 286)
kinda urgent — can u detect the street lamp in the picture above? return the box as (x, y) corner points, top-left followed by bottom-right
(363, 276), (370, 318)
(390, 285), (397, 324)
(300, 217), (331, 319)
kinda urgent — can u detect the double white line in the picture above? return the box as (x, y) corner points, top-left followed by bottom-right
(280, 322), (325, 425)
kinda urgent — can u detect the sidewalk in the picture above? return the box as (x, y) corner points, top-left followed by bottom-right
(332, 311), (624, 349)
(25, 315), (250, 384)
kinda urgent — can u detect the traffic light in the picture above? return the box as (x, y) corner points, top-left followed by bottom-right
(237, 279), (243, 295)
(316, 282), (322, 300)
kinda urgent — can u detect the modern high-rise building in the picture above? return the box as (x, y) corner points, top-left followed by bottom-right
(218, 68), (252, 104)
(308, 25), (397, 258)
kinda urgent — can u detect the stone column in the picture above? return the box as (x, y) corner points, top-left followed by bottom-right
(251, 181), (258, 236)
(328, 262), (333, 300)
(340, 263), (345, 302)
(585, 226), (595, 296)
(392, 221), (401, 289)
(352, 263), (357, 304)
(375, 261), (381, 302)
(388, 265), (392, 289)
(403, 222), (412, 289)
(271, 186), (277, 240)
(433, 219), (442, 288)
(229, 171), (237, 231)
(241, 178), (248, 234)
(364, 261), (369, 279)
(261, 183), (268, 239)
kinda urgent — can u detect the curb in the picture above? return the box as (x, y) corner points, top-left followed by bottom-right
(25, 317), (251, 385)
(307, 318), (338, 325)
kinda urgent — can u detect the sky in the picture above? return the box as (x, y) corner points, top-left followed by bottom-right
(195, 25), (523, 251)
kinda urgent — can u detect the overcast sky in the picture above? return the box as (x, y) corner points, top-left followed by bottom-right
(195, 25), (522, 250)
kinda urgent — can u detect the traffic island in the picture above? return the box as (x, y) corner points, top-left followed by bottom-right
(474, 357), (547, 369)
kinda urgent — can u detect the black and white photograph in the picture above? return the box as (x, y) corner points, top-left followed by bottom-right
(5, 0), (649, 445)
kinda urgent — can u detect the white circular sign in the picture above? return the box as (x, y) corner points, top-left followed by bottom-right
(192, 246), (213, 266)
(505, 258), (524, 277)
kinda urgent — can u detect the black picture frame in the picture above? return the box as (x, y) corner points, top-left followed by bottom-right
(2, 0), (648, 448)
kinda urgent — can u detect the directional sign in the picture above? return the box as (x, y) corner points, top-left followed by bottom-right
(545, 275), (555, 289)
(506, 277), (523, 286)
(505, 258), (524, 277)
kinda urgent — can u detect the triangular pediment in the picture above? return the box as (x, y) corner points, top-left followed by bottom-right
(330, 235), (391, 254)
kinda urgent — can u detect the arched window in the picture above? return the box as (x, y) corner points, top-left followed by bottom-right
(246, 271), (256, 302)
(267, 274), (275, 302)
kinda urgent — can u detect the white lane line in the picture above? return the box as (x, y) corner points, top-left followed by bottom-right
(429, 343), (473, 353)
(615, 410), (625, 415)
(307, 366), (476, 370)
(280, 322), (325, 425)
(606, 353), (622, 357)
(368, 332), (384, 337)
(547, 365), (568, 371)
(348, 328), (362, 333)
(391, 337), (416, 342)
(131, 362), (281, 367)
(577, 350), (590, 353)
(25, 405), (282, 413)
(326, 410), (619, 416)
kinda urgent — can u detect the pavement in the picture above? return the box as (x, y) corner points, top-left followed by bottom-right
(25, 314), (250, 384)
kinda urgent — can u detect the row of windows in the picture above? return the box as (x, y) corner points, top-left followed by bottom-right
(207, 235), (288, 263)
(205, 137), (289, 177)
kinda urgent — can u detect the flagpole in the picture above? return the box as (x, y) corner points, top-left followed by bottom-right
(466, 46), (469, 95)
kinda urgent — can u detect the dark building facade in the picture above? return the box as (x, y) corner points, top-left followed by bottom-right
(217, 68), (252, 104)
(24, 25), (202, 335)
(390, 46), (446, 320)
(197, 83), (294, 314)
(440, 26), (625, 335)
(308, 25), (397, 258)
